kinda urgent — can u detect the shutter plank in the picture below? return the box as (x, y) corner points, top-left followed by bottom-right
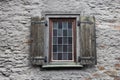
(79, 16), (96, 65)
(31, 17), (45, 65)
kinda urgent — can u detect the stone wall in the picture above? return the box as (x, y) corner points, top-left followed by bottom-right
(0, 0), (120, 80)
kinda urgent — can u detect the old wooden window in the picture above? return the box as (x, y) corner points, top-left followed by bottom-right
(30, 16), (97, 67)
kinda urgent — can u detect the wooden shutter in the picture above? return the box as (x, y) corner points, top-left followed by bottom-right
(30, 17), (45, 65)
(79, 16), (97, 65)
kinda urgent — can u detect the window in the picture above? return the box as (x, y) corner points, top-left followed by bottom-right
(49, 18), (76, 61)
(30, 14), (97, 68)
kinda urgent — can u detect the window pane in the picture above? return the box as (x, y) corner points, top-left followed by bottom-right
(53, 45), (57, 52)
(68, 37), (72, 44)
(63, 30), (67, 36)
(58, 53), (62, 60)
(58, 22), (62, 29)
(53, 53), (58, 60)
(53, 30), (57, 36)
(63, 53), (68, 60)
(68, 22), (72, 29)
(58, 45), (62, 52)
(58, 29), (62, 36)
(62, 22), (68, 29)
(53, 22), (58, 29)
(63, 37), (67, 44)
(68, 53), (72, 60)
(68, 45), (72, 52)
(58, 37), (62, 44)
(53, 37), (57, 44)
(68, 29), (72, 37)
(63, 45), (67, 52)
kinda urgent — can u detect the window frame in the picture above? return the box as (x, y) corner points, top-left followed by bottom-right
(44, 14), (80, 64)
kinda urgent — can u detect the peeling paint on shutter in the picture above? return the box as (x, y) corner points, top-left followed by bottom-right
(30, 17), (45, 65)
(79, 16), (97, 65)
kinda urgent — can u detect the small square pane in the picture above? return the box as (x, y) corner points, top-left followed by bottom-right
(63, 30), (67, 36)
(53, 22), (58, 29)
(63, 53), (68, 60)
(68, 29), (72, 37)
(53, 45), (57, 52)
(53, 53), (58, 60)
(58, 22), (62, 29)
(68, 45), (72, 52)
(63, 37), (68, 44)
(68, 37), (72, 44)
(68, 22), (72, 29)
(62, 22), (68, 29)
(58, 37), (62, 44)
(53, 37), (57, 44)
(58, 45), (62, 52)
(53, 30), (57, 36)
(63, 45), (67, 52)
(68, 53), (72, 60)
(58, 29), (62, 36)
(58, 53), (62, 60)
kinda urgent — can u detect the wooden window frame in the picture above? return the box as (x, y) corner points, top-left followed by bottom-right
(49, 18), (76, 62)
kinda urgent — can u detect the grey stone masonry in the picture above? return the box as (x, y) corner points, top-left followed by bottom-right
(0, 0), (120, 80)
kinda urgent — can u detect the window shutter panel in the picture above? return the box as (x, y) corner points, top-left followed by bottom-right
(79, 16), (97, 65)
(30, 17), (45, 65)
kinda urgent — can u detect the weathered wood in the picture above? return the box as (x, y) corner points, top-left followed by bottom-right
(30, 17), (45, 65)
(79, 16), (96, 65)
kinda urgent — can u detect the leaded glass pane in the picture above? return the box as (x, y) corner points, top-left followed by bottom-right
(58, 22), (62, 29)
(58, 29), (62, 36)
(63, 45), (67, 52)
(53, 30), (57, 36)
(68, 45), (72, 52)
(58, 37), (62, 44)
(63, 30), (67, 36)
(53, 22), (58, 29)
(68, 37), (72, 44)
(62, 22), (68, 29)
(58, 53), (62, 60)
(53, 53), (58, 60)
(53, 37), (57, 44)
(58, 45), (62, 52)
(63, 37), (67, 44)
(68, 29), (72, 37)
(53, 45), (57, 52)
(68, 53), (72, 60)
(68, 22), (72, 29)
(63, 53), (68, 60)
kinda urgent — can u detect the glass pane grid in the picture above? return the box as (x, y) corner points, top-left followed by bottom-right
(52, 21), (73, 60)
